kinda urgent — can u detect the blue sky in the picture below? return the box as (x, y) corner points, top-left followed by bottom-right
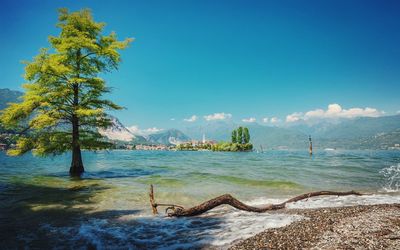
(1, 0), (400, 130)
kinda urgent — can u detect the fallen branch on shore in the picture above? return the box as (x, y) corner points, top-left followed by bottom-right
(149, 184), (363, 217)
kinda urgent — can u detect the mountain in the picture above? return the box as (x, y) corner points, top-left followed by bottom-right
(284, 115), (400, 149)
(183, 115), (400, 150)
(0, 88), (23, 110)
(147, 129), (191, 145)
(315, 115), (400, 139)
(183, 121), (236, 141)
(98, 116), (136, 142)
(98, 116), (149, 144)
(245, 123), (308, 149)
(98, 117), (190, 145)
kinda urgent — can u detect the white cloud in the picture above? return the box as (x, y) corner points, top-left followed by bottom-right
(145, 127), (164, 134)
(183, 115), (198, 122)
(242, 117), (256, 123)
(262, 117), (269, 123)
(286, 112), (302, 123)
(170, 118), (175, 121)
(204, 112), (232, 121)
(270, 117), (280, 124)
(286, 103), (384, 123)
(127, 125), (164, 135)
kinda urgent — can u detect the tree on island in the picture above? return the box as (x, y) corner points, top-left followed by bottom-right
(231, 129), (237, 144)
(0, 9), (132, 176)
(237, 126), (243, 143)
(231, 126), (250, 144)
(243, 127), (250, 144)
(212, 127), (252, 151)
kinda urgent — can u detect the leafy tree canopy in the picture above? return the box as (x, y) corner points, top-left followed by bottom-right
(0, 8), (132, 158)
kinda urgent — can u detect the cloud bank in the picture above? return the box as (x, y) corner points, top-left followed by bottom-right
(286, 104), (384, 123)
(242, 117), (256, 123)
(270, 117), (280, 124)
(183, 115), (198, 122)
(204, 112), (232, 121)
(127, 125), (164, 135)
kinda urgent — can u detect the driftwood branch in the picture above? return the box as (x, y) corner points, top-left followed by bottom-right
(149, 185), (362, 217)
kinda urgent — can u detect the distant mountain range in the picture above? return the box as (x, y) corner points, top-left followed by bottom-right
(99, 116), (190, 145)
(147, 129), (190, 145)
(1, 88), (399, 149)
(184, 116), (400, 150)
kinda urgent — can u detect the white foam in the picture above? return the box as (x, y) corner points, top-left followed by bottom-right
(287, 193), (400, 209)
(245, 193), (400, 210)
(40, 207), (301, 249)
(380, 163), (400, 192)
(39, 191), (400, 249)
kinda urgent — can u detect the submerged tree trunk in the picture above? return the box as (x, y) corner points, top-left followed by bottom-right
(70, 115), (84, 176)
(149, 185), (362, 217)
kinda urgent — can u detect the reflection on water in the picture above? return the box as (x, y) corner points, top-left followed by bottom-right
(0, 150), (399, 248)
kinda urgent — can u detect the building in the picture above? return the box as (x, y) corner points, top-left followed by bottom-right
(135, 144), (169, 151)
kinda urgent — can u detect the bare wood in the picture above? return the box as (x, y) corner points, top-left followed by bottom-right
(149, 184), (158, 215)
(148, 185), (362, 217)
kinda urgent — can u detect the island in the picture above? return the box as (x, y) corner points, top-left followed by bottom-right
(176, 126), (253, 152)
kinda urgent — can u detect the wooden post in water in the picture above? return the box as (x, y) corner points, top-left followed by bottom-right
(149, 184), (158, 215)
(309, 135), (313, 155)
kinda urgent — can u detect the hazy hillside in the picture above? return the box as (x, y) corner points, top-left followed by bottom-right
(316, 115), (400, 139)
(0, 88), (22, 110)
(246, 124), (308, 149)
(147, 129), (190, 145)
(183, 116), (400, 150)
(183, 121), (236, 141)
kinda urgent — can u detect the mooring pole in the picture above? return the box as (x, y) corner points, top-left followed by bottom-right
(309, 135), (313, 155)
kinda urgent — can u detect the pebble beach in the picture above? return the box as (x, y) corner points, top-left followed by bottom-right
(230, 204), (400, 249)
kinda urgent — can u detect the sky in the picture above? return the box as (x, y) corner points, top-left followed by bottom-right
(1, 0), (400, 131)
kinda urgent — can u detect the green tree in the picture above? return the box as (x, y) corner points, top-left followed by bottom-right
(237, 126), (243, 144)
(0, 9), (132, 176)
(231, 129), (237, 143)
(243, 127), (250, 143)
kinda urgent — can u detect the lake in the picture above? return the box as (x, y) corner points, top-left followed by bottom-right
(1, 150), (399, 249)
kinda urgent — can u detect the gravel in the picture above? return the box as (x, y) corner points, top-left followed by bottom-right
(229, 204), (400, 250)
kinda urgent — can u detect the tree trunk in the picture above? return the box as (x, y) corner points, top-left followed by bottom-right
(149, 185), (362, 217)
(69, 115), (84, 176)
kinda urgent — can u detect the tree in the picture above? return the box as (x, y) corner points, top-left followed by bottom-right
(0, 8), (132, 176)
(237, 126), (243, 144)
(243, 127), (250, 143)
(231, 129), (237, 143)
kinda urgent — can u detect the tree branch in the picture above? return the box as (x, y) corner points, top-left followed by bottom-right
(149, 185), (363, 217)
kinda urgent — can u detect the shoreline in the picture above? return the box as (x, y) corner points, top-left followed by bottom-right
(230, 203), (400, 249)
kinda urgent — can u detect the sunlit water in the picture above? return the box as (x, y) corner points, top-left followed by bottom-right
(1, 150), (399, 249)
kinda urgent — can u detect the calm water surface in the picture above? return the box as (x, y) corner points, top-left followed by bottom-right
(0, 150), (399, 249)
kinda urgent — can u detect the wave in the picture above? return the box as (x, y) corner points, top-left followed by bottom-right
(40, 207), (302, 249)
(37, 193), (400, 249)
(380, 163), (400, 192)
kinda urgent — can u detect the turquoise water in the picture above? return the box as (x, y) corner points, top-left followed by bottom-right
(0, 150), (399, 249)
